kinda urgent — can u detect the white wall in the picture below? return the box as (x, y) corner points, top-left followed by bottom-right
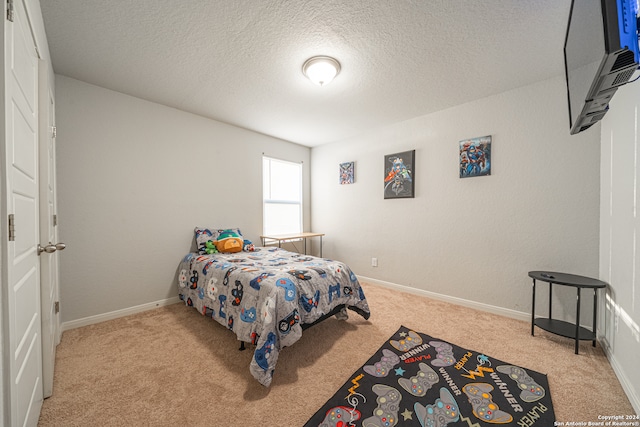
(600, 80), (640, 413)
(311, 76), (601, 320)
(55, 75), (310, 324)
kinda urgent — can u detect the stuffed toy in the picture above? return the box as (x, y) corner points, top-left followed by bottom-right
(203, 240), (218, 254)
(214, 229), (244, 253)
(243, 239), (255, 252)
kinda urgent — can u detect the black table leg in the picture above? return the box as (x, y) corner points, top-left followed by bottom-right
(592, 288), (598, 347)
(531, 279), (536, 336)
(575, 287), (581, 354)
(548, 282), (553, 319)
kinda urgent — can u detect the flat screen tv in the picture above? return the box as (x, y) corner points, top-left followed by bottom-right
(564, 0), (640, 134)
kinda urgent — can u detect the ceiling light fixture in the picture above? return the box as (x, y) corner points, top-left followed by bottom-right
(302, 56), (341, 86)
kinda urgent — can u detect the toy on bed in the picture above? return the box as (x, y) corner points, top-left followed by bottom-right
(179, 226), (371, 387)
(213, 229), (243, 253)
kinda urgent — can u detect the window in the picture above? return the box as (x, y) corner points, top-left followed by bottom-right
(263, 156), (302, 235)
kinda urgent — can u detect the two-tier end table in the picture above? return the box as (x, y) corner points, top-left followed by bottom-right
(529, 271), (608, 354)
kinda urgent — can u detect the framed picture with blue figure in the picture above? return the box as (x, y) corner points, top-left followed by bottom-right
(384, 150), (415, 199)
(459, 135), (491, 178)
(339, 161), (355, 184)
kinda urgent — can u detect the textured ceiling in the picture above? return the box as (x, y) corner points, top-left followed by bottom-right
(40, 0), (571, 147)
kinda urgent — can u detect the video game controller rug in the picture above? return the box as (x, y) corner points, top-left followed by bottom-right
(304, 326), (555, 426)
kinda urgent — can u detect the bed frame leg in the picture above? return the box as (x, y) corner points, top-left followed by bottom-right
(239, 342), (246, 351)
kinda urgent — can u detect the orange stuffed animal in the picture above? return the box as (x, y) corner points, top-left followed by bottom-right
(214, 229), (244, 253)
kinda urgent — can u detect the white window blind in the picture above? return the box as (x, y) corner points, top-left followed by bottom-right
(263, 157), (302, 235)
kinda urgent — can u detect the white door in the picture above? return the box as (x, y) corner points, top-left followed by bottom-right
(38, 63), (61, 399)
(4, 0), (43, 425)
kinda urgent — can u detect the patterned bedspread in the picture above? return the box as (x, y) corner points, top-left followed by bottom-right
(177, 247), (370, 386)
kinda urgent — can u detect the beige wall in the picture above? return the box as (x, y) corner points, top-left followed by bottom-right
(311, 76), (601, 319)
(55, 75), (310, 323)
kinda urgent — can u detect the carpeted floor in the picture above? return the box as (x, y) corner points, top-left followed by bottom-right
(38, 281), (635, 426)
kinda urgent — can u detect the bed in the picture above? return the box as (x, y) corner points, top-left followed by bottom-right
(177, 228), (371, 387)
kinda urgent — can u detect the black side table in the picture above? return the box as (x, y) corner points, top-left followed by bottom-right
(529, 271), (607, 354)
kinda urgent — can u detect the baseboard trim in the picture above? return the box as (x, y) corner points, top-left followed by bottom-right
(61, 296), (182, 332)
(358, 275), (531, 322)
(600, 340), (640, 414)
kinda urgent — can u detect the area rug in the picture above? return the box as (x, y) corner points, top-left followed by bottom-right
(304, 326), (555, 426)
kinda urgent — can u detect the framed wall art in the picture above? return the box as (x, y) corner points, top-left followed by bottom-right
(339, 161), (355, 184)
(384, 150), (415, 199)
(459, 135), (491, 178)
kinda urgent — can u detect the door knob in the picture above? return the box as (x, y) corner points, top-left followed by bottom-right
(37, 242), (66, 256)
(37, 244), (57, 255)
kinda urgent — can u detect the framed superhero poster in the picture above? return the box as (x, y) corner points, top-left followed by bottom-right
(384, 150), (415, 199)
(460, 135), (491, 178)
(340, 161), (355, 185)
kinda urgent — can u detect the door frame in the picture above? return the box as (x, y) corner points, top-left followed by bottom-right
(38, 58), (60, 399)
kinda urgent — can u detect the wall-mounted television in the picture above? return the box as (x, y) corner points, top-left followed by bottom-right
(564, 0), (640, 134)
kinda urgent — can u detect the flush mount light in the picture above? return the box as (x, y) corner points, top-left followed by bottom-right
(302, 56), (341, 86)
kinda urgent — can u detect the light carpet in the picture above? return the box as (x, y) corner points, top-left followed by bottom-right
(38, 282), (635, 426)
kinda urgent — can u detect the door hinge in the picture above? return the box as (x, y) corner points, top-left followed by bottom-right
(54, 301), (60, 314)
(51, 126), (57, 139)
(8, 214), (15, 241)
(6, 0), (13, 22)
(53, 214), (57, 227)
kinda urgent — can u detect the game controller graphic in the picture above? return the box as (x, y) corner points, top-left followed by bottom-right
(250, 272), (274, 290)
(496, 365), (546, 402)
(195, 228), (213, 238)
(363, 349), (400, 377)
(462, 383), (513, 424)
(231, 280), (243, 306)
(218, 294), (227, 318)
(300, 290), (320, 312)
(240, 307), (256, 323)
(278, 309), (300, 334)
(390, 330), (423, 352)
(310, 267), (327, 278)
(178, 269), (188, 288)
(223, 266), (237, 285)
(288, 269), (312, 280)
(398, 362), (438, 397)
(254, 332), (276, 371)
(414, 387), (460, 427)
(328, 283), (341, 302)
(202, 259), (215, 275)
(362, 384), (402, 427)
(429, 341), (456, 367)
(206, 277), (218, 299)
(261, 296), (275, 323)
(276, 277), (296, 301)
(189, 270), (198, 289)
(319, 406), (361, 427)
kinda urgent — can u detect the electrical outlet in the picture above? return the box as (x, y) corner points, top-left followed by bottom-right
(372, 257), (378, 267)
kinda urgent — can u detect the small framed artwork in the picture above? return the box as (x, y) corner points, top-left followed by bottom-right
(339, 161), (355, 184)
(384, 150), (415, 199)
(459, 135), (491, 178)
